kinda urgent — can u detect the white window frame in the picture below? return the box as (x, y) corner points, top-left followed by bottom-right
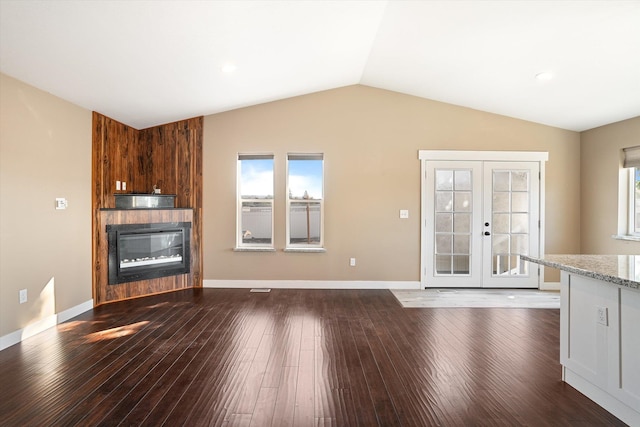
(614, 167), (640, 242)
(236, 154), (275, 251)
(626, 168), (640, 237)
(285, 153), (325, 252)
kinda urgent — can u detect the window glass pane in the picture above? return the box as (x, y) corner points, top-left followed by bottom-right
(241, 202), (272, 244)
(239, 157), (273, 199)
(288, 157), (323, 199)
(635, 168), (640, 234)
(288, 154), (323, 247)
(289, 201), (321, 244)
(239, 155), (273, 247)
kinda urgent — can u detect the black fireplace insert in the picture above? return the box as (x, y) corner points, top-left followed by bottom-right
(107, 222), (191, 285)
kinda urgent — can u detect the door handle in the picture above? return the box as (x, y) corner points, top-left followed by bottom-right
(484, 231), (491, 236)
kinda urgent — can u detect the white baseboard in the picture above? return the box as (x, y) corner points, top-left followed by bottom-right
(540, 282), (561, 291)
(203, 280), (421, 290)
(0, 299), (94, 352)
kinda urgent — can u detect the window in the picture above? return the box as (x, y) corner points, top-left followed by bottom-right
(286, 154), (324, 249)
(237, 154), (274, 249)
(617, 146), (640, 240)
(630, 168), (640, 235)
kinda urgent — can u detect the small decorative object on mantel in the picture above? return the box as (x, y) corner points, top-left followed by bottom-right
(114, 193), (176, 209)
(152, 185), (161, 194)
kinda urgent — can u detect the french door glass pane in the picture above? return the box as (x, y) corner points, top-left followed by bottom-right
(454, 170), (471, 190)
(453, 213), (471, 233)
(491, 170), (530, 276)
(511, 192), (528, 212)
(453, 255), (470, 273)
(436, 255), (452, 274)
(434, 168), (473, 276)
(436, 170), (453, 190)
(436, 213), (452, 232)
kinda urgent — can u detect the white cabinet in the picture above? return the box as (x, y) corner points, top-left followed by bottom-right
(560, 272), (640, 426)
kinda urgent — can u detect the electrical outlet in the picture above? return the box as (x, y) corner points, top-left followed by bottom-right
(116, 180), (121, 191)
(350, 258), (356, 267)
(122, 181), (127, 191)
(596, 306), (608, 326)
(400, 209), (409, 219)
(19, 289), (27, 304)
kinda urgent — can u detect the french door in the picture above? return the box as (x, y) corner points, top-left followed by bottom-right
(421, 152), (546, 288)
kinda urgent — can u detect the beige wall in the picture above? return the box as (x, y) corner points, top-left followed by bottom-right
(203, 85), (581, 283)
(0, 73), (92, 337)
(580, 116), (640, 254)
(0, 77), (587, 340)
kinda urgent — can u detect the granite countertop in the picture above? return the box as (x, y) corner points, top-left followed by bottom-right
(521, 254), (640, 290)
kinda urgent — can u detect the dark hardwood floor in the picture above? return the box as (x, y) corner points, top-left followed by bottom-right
(0, 288), (626, 426)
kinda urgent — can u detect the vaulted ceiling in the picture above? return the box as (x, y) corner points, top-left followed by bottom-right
(1, 1), (639, 131)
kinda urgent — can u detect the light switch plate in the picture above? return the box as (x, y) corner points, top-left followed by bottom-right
(55, 198), (68, 210)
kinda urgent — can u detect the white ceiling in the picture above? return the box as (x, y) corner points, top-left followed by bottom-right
(1, 0), (639, 131)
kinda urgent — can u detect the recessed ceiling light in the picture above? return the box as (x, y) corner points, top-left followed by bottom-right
(535, 72), (554, 81)
(221, 63), (237, 74)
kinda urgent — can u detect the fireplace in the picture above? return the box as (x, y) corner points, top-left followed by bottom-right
(107, 222), (191, 285)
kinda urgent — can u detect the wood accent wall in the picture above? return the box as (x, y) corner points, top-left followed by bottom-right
(92, 112), (203, 305)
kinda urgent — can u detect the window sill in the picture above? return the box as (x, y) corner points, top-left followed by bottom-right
(234, 247), (276, 252)
(284, 248), (327, 253)
(611, 234), (640, 242)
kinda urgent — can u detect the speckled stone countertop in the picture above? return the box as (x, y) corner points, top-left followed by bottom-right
(521, 254), (640, 290)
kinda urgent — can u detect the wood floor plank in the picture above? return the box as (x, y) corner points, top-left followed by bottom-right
(293, 349), (315, 427)
(248, 387), (278, 427)
(0, 288), (628, 427)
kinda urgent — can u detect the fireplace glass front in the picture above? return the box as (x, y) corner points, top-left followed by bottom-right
(107, 222), (191, 285)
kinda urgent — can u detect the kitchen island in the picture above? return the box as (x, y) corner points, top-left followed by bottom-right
(523, 255), (639, 426)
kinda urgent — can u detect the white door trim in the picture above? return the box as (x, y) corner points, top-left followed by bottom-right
(419, 150), (549, 162)
(420, 150), (548, 289)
